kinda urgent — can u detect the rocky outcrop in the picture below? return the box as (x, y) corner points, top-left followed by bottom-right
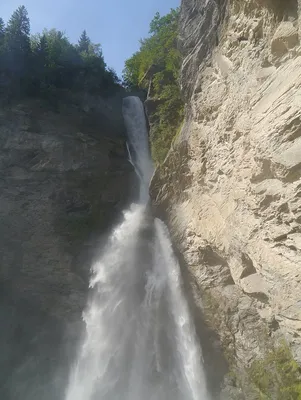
(151, 0), (301, 397)
(0, 96), (134, 400)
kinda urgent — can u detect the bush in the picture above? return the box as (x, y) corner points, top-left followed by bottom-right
(249, 341), (301, 399)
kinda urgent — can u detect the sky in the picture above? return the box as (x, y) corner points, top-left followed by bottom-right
(0, 0), (180, 76)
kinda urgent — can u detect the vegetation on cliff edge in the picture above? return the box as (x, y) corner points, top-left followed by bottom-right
(0, 5), (121, 103)
(123, 8), (184, 164)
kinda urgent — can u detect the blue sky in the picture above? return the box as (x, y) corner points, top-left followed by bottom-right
(0, 0), (180, 76)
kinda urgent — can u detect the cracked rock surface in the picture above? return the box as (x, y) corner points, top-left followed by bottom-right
(151, 0), (301, 396)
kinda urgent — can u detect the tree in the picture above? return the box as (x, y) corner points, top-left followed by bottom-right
(0, 17), (4, 37)
(0, 7), (120, 99)
(0, 17), (5, 51)
(149, 9), (179, 35)
(40, 29), (82, 88)
(38, 34), (49, 66)
(5, 5), (31, 75)
(123, 8), (181, 88)
(31, 33), (49, 66)
(123, 8), (183, 164)
(5, 5), (30, 46)
(29, 33), (49, 93)
(123, 51), (142, 89)
(78, 30), (91, 54)
(107, 68), (120, 84)
(0, 17), (5, 76)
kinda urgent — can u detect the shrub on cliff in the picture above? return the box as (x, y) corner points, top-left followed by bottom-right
(248, 341), (301, 399)
(123, 8), (184, 164)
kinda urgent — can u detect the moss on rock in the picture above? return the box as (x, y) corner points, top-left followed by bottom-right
(248, 341), (301, 399)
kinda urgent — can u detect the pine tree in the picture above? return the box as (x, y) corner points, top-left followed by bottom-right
(36, 34), (48, 65)
(6, 5), (30, 42)
(0, 17), (5, 71)
(78, 30), (91, 54)
(0, 7), (118, 99)
(0, 17), (5, 51)
(32, 34), (49, 84)
(0, 17), (5, 48)
(5, 5), (31, 72)
(0, 17), (4, 37)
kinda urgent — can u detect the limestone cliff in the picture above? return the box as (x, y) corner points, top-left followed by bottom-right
(151, 0), (301, 397)
(0, 95), (134, 399)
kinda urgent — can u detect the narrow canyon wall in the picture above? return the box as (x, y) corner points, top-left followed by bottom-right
(151, 0), (301, 397)
(0, 96), (134, 400)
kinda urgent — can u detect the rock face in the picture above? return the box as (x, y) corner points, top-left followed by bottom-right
(0, 96), (134, 400)
(151, 0), (301, 396)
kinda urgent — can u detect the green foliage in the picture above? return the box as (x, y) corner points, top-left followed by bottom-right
(249, 342), (301, 399)
(0, 17), (4, 37)
(30, 29), (82, 95)
(6, 5), (30, 37)
(123, 8), (184, 164)
(151, 82), (184, 163)
(0, 6), (121, 101)
(2, 5), (31, 86)
(77, 30), (91, 54)
(123, 8), (180, 87)
(0, 17), (5, 55)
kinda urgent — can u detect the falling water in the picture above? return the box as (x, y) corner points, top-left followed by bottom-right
(123, 96), (153, 202)
(65, 96), (209, 400)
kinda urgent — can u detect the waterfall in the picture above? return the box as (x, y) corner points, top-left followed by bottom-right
(122, 96), (154, 202)
(65, 96), (209, 400)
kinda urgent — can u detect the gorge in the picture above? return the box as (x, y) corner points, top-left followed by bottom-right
(0, 0), (301, 399)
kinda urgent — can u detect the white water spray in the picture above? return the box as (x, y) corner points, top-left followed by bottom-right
(65, 96), (209, 400)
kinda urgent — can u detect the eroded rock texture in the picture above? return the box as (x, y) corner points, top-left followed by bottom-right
(151, 0), (301, 396)
(0, 97), (134, 400)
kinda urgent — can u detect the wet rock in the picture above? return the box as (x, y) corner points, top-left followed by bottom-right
(0, 98), (134, 400)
